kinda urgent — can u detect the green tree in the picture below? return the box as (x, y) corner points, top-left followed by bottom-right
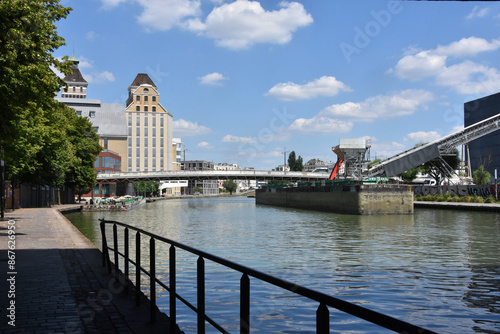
(288, 151), (304, 171)
(0, 0), (72, 179)
(65, 108), (102, 201)
(399, 166), (422, 183)
(473, 165), (491, 185)
(222, 180), (237, 195)
(422, 147), (461, 185)
(133, 181), (158, 197)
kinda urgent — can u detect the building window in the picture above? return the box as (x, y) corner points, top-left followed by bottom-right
(144, 117), (148, 126)
(136, 95), (140, 102)
(136, 138), (140, 146)
(89, 111), (95, 117)
(144, 88), (149, 92)
(152, 96), (156, 102)
(76, 110), (82, 116)
(103, 137), (108, 150)
(144, 128), (148, 136)
(80, 87), (83, 93)
(136, 116), (140, 126)
(94, 157), (100, 168)
(128, 158), (132, 172)
(144, 96), (148, 102)
(152, 106), (156, 112)
(128, 115), (132, 126)
(144, 106), (148, 112)
(73, 87), (76, 92)
(136, 106), (140, 112)
(152, 117), (156, 127)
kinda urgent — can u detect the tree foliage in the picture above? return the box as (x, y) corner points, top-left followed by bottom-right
(0, 0), (73, 180)
(0, 1), (99, 194)
(473, 165), (491, 185)
(288, 151), (304, 171)
(222, 180), (237, 195)
(133, 181), (158, 197)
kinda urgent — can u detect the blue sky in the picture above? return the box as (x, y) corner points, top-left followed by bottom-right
(55, 0), (500, 170)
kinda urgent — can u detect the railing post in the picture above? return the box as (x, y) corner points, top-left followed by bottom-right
(135, 231), (141, 306)
(124, 227), (129, 291)
(316, 303), (329, 334)
(113, 223), (119, 275)
(169, 245), (176, 334)
(240, 273), (250, 334)
(100, 221), (109, 270)
(197, 257), (205, 333)
(150, 237), (156, 323)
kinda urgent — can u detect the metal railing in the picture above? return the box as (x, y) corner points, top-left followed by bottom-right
(99, 218), (437, 334)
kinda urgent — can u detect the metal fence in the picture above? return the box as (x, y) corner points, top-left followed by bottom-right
(99, 219), (437, 334)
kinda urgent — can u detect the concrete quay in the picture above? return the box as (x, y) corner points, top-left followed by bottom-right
(0, 205), (180, 334)
(414, 200), (500, 212)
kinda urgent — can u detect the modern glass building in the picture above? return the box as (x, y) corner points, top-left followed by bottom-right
(464, 91), (500, 182)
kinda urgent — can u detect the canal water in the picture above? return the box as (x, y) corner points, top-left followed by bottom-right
(65, 197), (500, 333)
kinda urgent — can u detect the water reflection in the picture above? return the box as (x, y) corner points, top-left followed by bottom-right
(65, 197), (500, 334)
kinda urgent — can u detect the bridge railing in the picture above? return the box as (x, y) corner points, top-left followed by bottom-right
(99, 218), (436, 334)
(96, 170), (329, 181)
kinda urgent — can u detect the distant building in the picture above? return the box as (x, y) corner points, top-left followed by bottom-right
(182, 160), (218, 195)
(57, 55), (180, 197)
(272, 164), (290, 172)
(304, 159), (329, 172)
(57, 55), (126, 197)
(215, 163), (256, 191)
(61, 53), (87, 99)
(464, 92), (500, 181)
(125, 73), (173, 172)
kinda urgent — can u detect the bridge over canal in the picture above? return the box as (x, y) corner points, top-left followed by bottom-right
(96, 170), (330, 182)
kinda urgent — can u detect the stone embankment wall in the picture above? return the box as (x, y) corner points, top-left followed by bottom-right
(256, 185), (413, 215)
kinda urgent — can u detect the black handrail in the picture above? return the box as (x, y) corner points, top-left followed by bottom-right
(99, 218), (437, 334)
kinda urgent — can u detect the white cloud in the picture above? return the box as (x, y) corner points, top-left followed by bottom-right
(265, 76), (352, 101)
(370, 141), (406, 160)
(392, 37), (500, 95)
(136, 0), (201, 31)
(435, 37), (500, 57)
(199, 72), (228, 86)
(288, 117), (353, 134)
(188, 0), (313, 50)
(86, 31), (98, 41)
(222, 134), (257, 143)
(197, 141), (214, 149)
(287, 89), (433, 135)
(466, 6), (490, 20)
(319, 89), (434, 121)
(173, 119), (212, 137)
(85, 71), (115, 83)
(405, 131), (442, 144)
(100, 0), (128, 10)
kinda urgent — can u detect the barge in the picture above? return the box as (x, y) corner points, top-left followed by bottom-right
(255, 179), (413, 215)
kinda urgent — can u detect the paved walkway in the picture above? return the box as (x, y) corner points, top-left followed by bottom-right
(0, 206), (180, 333)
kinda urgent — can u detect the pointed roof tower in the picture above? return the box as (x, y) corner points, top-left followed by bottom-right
(129, 73), (157, 90)
(61, 52), (88, 99)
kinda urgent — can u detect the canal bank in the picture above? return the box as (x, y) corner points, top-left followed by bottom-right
(0, 206), (181, 333)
